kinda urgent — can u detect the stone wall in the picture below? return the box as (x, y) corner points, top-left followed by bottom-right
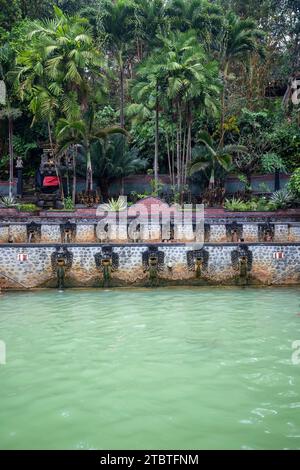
(0, 243), (299, 289)
(1, 222), (300, 244)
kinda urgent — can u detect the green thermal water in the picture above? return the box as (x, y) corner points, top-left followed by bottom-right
(0, 287), (300, 450)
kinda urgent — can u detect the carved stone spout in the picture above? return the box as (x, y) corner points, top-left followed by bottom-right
(94, 247), (119, 287)
(187, 249), (209, 279)
(195, 257), (203, 279)
(57, 258), (66, 289)
(142, 247), (165, 286)
(231, 245), (253, 286)
(51, 247), (73, 289)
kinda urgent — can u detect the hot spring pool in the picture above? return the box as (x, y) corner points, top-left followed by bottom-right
(0, 287), (299, 450)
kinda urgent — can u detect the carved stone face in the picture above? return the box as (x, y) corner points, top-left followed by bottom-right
(41, 157), (56, 176)
(149, 256), (158, 267)
(101, 259), (111, 267)
(57, 258), (66, 267)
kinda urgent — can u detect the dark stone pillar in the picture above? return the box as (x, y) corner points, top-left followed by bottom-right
(17, 168), (23, 197)
(16, 157), (23, 197)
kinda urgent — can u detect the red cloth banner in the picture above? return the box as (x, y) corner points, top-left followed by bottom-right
(43, 176), (60, 187)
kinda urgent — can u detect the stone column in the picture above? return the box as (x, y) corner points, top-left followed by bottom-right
(16, 157), (23, 197)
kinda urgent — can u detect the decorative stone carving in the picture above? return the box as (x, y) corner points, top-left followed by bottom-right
(51, 246), (73, 273)
(142, 246), (165, 271)
(27, 222), (41, 243)
(94, 246), (119, 271)
(60, 221), (76, 243)
(258, 223), (275, 242)
(231, 245), (253, 273)
(226, 223), (243, 242)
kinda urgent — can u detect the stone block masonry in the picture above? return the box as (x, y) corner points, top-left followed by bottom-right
(0, 221), (300, 244)
(209, 225), (227, 242)
(289, 225), (300, 242)
(76, 224), (95, 243)
(243, 224), (258, 242)
(40, 225), (61, 243)
(274, 224), (289, 242)
(0, 226), (9, 243)
(0, 243), (299, 289)
(9, 225), (27, 243)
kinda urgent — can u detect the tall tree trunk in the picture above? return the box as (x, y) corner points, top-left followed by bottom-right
(72, 146), (77, 205)
(220, 87), (226, 147)
(154, 85), (159, 186)
(182, 125), (186, 187)
(86, 142), (93, 192)
(48, 121), (64, 200)
(176, 124), (180, 190)
(209, 166), (215, 189)
(8, 116), (13, 199)
(185, 109), (192, 185)
(119, 53), (125, 129)
(166, 132), (173, 188)
(99, 177), (110, 201)
(171, 132), (175, 186)
(176, 102), (183, 190)
(220, 62), (229, 148)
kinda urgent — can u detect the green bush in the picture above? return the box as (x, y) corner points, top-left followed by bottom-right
(224, 196), (275, 212)
(18, 203), (39, 212)
(99, 196), (127, 212)
(63, 196), (75, 211)
(224, 198), (248, 211)
(269, 189), (294, 210)
(0, 196), (18, 207)
(289, 168), (300, 197)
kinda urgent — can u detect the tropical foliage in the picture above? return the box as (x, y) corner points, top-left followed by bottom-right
(0, 0), (299, 206)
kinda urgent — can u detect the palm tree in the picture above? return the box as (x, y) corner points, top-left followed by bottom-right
(0, 107), (22, 198)
(90, 134), (147, 200)
(0, 42), (22, 198)
(157, 30), (220, 188)
(132, 0), (167, 60)
(15, 7), (106, 197)
(219, 11), (264, 145)
(165, 0), (223, 50)
(20, 6), (104, 113)
(56, 111), (127, 191)
(98, 0), (136, 128)
(15, 6), (104, 142)
(189, 130), (247, 188)
(128, 53), (166, 185)
(129, 30), (220, 190)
